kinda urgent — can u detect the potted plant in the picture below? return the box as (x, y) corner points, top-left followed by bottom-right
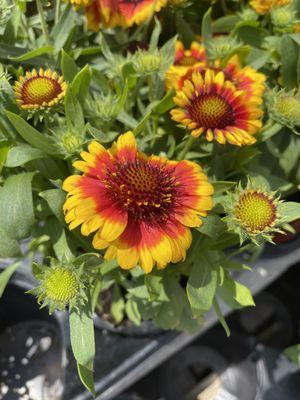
(0, 0), (300, 396)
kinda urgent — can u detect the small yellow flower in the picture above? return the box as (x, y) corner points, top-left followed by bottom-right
(250, 0), (291, 15)
(14, 68), (67, 111)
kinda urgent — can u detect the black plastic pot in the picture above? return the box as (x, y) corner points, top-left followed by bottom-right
(1, 238), (300, 400)
(0, 274), (66, 400)
(93, 315), (163, 337)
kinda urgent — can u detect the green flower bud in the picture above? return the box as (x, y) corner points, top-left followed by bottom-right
(266, 89), (300, 134)
(271, 6), (297, 33)
(29, 259), (86, 313)
(206, 36), (241, 61)
(238, 7), (259, 22)
(223, 182), (283, 245)
(60, 131), (84, 155)
(133, 50), (163, 75)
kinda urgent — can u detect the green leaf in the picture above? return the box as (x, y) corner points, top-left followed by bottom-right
(6, 145), (46, 167)
(0, 226), (20, 257)
(6, 112), (59, 155)
(65, 88), (85, 133)
(71, 65), (91, 105)
(153, 89), (175, 115)
(236, 25), (267, 47)
(155, 276), (186, 329)
(278, 202), (300, 223)
(0, 141), (10, 173)
(213, 298), (230, 337)
(61, 49), (79, 82)
(281, 35), (299, 89)
(0, 172), (35, 240)
(0, 262), (21, 297)
(69, 304), (95, 370)
(47, 217), (73, 261)
(187, 253), (218, 315)
(196, 214), (226, 239)
(145, 273), (163, 301)
(39, 189), (66, 223)
(218, 275), (255, 309)
(284, 345), (300, 365)
(110, 284), (125, 324)
(77, 363), (95, 396)
(149, 18), (162, 51)
(51, 5), (75, 53)
(201, 7), (213, 45)
(125, 298), (141, 326)
(213, 16), (240, 33)
(10, 46), (54, 61)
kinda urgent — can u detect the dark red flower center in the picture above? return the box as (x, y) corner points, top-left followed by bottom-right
(21, 76), (63, 106)
(188, 93), (235, 129)
(104, 159), (179, 224)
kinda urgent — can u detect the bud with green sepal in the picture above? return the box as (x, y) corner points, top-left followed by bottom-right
(270, 6), (298, 34)
(266, 89), (300, 135)
(29, 257), (88, 314)
(222, 181), (286, 245)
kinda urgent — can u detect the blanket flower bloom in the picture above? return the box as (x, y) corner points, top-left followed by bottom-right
(166, 40), (206, 90)
(14, 68), (66, 111)
(83, 0), (167, 30)
(63, 132), (214, 273)
(171, 69), (263, 145)
(167, 53), (266, 102)
(250, 0), (291, 15)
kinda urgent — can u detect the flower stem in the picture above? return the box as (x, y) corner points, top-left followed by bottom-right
(36, 0), (51, 47)
(55, 0), (61, 24)
(178, 135), (196, 160)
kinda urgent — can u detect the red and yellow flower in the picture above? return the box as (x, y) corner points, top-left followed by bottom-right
(166, 40), (206, 91)
(221, 56), (266, 102)
(249, 0), (291, 15)
(63, 132), (213, 273)
(167, 49), (266, 103)
(79, 0), (167, 30)
(14, 69), (67, 111)
(171, 69), (263, 146)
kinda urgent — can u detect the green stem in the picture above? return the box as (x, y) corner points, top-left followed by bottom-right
(55, 0), (61, 24)
(36, 0), (51, 47)
(178, 135), (196, 160)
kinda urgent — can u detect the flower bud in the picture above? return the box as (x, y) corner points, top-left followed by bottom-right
(271, 6), (297, 33)
(206, 36), (241, 61)
(266, 89), (300, 134)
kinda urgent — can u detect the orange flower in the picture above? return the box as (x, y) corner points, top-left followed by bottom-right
(171, 69), (263, 146)
(166, 40), (206, 90)
(167, 50), (266, 103)
(83, 0), (167, 30)
(221, 56), (266, 102)
(250, 0), (291, 15)
(63, 132), (213, 273)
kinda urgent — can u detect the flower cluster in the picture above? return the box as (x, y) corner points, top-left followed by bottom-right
(1, 0), (300, 394)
